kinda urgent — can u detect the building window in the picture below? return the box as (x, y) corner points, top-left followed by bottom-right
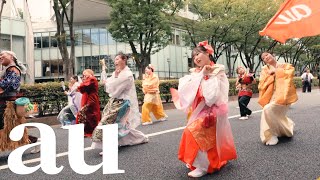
(66, 31), (71, 46)
(75, 29), (83, 46)
(169, 34), (174, 44)
(99, 28), (107, 45)
(107, 30), (116, 45)
(50, 32), (58, 47)
(103, 55), (115, 73)
(91, 56), (100, 73)
(43, 61), (51, 77)
(175, 34), (180, 45)
(42, 36), (49, 48)
(34, 33), (42, 48)
(77, 56), (101, 74)
(0, 36), (10, 51)
(91, 28), (100, 45)
(83, 29), (91, 45)
(42, 60), (63, 77)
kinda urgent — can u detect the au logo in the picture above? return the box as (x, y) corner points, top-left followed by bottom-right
(7, 123), (124, 175)
(275, 4), (312, 25)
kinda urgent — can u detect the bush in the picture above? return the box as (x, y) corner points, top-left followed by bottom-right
(21, 77), (317, 116)
(21, 82), (67, 116)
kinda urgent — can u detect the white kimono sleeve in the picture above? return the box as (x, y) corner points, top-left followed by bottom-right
(202, 72), (229, 107)
(105, 76), (132, 98)
(178, 71), (203, 111)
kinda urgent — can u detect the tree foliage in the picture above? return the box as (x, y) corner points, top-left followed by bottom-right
(182, 0), (284, 75)
(105, 0), (183, 79)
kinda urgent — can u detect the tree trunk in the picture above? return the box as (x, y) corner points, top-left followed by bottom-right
(67, 0), (75, 80)
(137, 54), (151, 80)
(138, 64), (143, 80)
(53, 0), (75, 81)
(57, 31), (70, 81)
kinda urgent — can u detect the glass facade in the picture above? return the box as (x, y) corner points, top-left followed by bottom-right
(34, 26), (190, 82)
(34, 28), (117, 48)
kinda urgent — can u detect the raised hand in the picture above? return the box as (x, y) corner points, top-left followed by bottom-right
(203, 65), (214, 75)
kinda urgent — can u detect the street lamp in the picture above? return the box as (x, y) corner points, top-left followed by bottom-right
(167, 58), (171, 80)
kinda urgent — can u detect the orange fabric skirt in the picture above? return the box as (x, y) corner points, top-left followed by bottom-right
(178, 127), (229, 173)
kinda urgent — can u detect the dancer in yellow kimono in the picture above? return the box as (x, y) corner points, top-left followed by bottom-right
(141, 64), (168, 125)
(259, 52), (298, 146)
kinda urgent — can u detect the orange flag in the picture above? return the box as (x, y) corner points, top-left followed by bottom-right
(259, 0), (320, 43)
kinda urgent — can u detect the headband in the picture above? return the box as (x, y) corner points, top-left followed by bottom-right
(198, 41), (214, 55)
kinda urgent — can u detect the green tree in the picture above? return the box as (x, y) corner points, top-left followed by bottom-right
(272, 37), (320, 73)
(183, 0), (281, 74)
(105, 0), (183, 79)
(230, 0), (281, 73)
(52, 0), (75, 80)
(183, 0), (238, 59)
(182, 0), (241, 77)
(296, 37), (320, 73)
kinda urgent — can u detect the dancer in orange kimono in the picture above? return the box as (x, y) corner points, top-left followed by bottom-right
(76, 69), (101, 137)
(258, 52), (298, 145)
(141, 64), (168, 125)
(171, 41), (237, 178)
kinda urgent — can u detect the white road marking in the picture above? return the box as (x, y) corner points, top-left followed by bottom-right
(0, 110), (262, 170)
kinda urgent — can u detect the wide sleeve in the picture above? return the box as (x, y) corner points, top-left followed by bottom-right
(258, 66), (275, 91)
(178, 71), (203, 111)
(275, 63), (294, 79)
(68, 82), (80, 96)
(105, 75), (132, 98)
(274, 63), (298, 105)
(78, 77), (95, 94)
(142, 76), (159, 93)
(0, 67), (21, 93)
(202, 71), (229, 107)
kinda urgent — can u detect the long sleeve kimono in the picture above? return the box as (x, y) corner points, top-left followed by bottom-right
(66, 82), (82, 115)
(91, 66), (148, 148)
(141, 74), (166, 123)
(57, 82), (82, 126)
(172, 64), (237, 173)
(258, 64), (298, 143)
(105, 66), (140, 129)
(0, 65), (30, 151)
(76, 76), (101, 137)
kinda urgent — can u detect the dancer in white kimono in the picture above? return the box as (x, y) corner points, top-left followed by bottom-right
(91, 52), (148, 155)
(57, 75), (82, 126)
(171, 41), (237, 178)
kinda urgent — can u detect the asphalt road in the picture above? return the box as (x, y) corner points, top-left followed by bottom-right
(0, 89), (319, 180)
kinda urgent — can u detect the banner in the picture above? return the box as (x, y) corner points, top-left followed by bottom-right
(259, 0), (320, 43)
